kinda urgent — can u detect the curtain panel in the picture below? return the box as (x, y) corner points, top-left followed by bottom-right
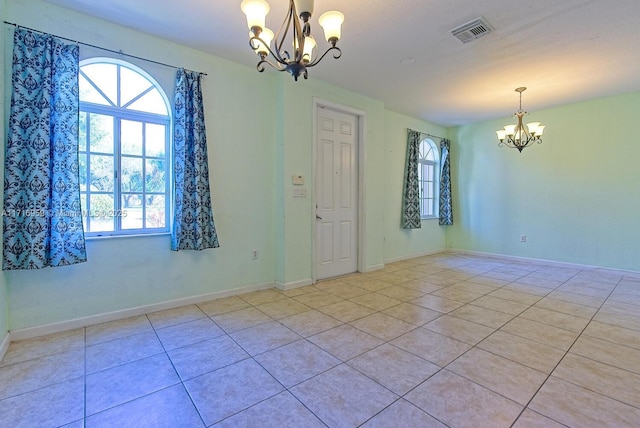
(439, 138), (453, 225)
(3, 28), (87, 270)
(171, 69), (220, 251)
(401, 129), (422, 229)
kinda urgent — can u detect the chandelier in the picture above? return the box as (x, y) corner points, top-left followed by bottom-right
(240, 0), (344, 81)
(496, 87), (546, 153)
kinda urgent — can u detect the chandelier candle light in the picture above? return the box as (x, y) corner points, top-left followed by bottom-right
(241, 0), (344, 80)
(496, 87), (546, 153)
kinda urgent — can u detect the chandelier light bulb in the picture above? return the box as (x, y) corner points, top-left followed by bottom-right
(251, 28), (274, 57)
(318, 11), (344, 45)
(241, 0), (270, 34)
(293, 0), (314, 17)
(302, 35), (317, 63)
(504, 125), (516, 136)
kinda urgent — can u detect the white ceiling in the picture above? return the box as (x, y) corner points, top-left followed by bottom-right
(45, 0), (640, 126)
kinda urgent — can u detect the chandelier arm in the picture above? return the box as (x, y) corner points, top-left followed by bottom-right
(273, 2), (295, 64)
(257, 57), (286, 73)
(306, 46), (342, 67)
(249, 36), (288, 67)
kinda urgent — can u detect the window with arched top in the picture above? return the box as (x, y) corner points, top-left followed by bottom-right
(418, 138), (440, 219)
(78, 58), (171, 236)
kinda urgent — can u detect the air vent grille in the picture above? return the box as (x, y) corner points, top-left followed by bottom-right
(450, 17), (492, 44)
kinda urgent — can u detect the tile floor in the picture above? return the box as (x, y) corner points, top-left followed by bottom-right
(1, 253), (640, 427)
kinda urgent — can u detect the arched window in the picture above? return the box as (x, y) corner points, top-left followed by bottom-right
(78, 58), (171, 236)
(418, 138), (440, 219)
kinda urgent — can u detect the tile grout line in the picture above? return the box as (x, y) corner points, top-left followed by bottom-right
(507, 271), (625, 427)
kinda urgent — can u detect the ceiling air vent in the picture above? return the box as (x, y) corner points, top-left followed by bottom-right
(450, 17), (492, 44)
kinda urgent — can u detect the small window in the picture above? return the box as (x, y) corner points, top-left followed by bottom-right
(418, 138), (440, 219)
(79, 59), (171, 236)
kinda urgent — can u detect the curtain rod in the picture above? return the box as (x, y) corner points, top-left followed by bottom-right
(409, 128), (447, 141)
(3, 21), (207, 76)
(422, 132), (447, 141)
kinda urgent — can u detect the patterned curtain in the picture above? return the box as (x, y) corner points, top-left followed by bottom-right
(3, 28), (86, 270)
(171, 69), (220, 251)
(401, 129), (422, 229)
(439, 138), (453, 225)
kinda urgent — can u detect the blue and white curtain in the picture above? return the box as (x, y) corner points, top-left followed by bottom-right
(3, 28), (87, 270)
(439, 138), (453, 225)
(401, 129), (422, 229)
(172, 69), (220, 251)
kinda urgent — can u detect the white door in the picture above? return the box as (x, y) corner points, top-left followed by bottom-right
(315, 107), (358, 280)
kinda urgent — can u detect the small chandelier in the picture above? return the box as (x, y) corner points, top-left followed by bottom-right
(496, 87), (546, 153)
(240, 0), (344, 81)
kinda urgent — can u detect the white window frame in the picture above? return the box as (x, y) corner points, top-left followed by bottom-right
(79, 58), (172, 237)
(418, 138), (440, 219)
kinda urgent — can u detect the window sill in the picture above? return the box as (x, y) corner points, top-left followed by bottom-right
(85, 231), (171, 241)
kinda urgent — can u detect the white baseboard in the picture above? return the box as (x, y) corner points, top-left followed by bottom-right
(275, 278), (313, 291)
(362, 263), (385, 273)
(0, 331), (10, 362)
(9, 281), (276, 341)
(448, 248), (640, 276)
(384, 248), (446, 265)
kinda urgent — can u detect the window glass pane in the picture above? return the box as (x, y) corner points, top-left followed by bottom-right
(425, 148), (435, 162)
(146, 195), (165, 228)
(79, 74), (111, 106)
(146, 123), (166, 157)
(145, 159), (166, 193)
(89, 114), (114, 153)
(420, 139), (437, 161)
(419, 141), (427, 160)
(89, 194), (115, 232)
(122, 194), (143, 229)
(82, 63), (117, 105)
(121, 157), (143, 193)
(78, 112), (87, 152)
(121, 120), (143, 156)
(89, 155), (114, 192)
(120, 66), (153, 106)
(421, 164), (429, 181)
(80, 194), (88, 232)
(78, 154), (87, 190)
(127, 89), (167, 115)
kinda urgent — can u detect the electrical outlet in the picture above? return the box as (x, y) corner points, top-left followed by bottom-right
(251, 249), (258, 259)
(520, 235), (527, 243)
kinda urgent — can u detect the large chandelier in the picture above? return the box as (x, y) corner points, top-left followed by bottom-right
(240, 0), (344, 81)
(496, 87), (546, 153)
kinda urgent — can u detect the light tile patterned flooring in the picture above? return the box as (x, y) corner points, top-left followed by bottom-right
(2, 253), (640, 427)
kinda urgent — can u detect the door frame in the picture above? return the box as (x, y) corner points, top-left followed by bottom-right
(311, 98), (367, 284)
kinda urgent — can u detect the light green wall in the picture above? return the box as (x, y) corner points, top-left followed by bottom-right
(383, 110), (448, 262)
(3, 0), (431, 330)
(277, 76), (388, 285)
(4, 0), (279, 329)
(449, 91), (640, 272)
